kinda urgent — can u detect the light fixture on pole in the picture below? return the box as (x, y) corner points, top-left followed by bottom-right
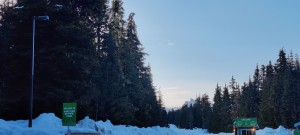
(29, 15), (49, 128)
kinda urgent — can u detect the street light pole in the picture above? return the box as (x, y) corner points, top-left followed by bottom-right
(29, 16), (49, 128)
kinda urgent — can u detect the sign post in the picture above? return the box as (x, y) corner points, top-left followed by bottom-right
(62, 102), (77, 134)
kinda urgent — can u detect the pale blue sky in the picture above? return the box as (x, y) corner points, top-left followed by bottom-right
(123, 0), (300, 107)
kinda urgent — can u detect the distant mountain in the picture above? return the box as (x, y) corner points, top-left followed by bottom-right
(165, 107), (180, 113)
(184, 98), (195, 107)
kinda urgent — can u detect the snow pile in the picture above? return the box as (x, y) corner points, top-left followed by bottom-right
(256, 126), (292, 135)
(0, 113), (294, 135)
(95, 120), (176, 135)
(167, 124), (209, 135)
(0, 113), (65, 135)
(75, 116), (99, 133)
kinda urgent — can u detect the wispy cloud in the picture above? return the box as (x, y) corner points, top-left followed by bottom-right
(159, 86), (195, 108)
(166, 40), (175, 46)
(159, 40), (175, 47)
(161, 86), (179, 91)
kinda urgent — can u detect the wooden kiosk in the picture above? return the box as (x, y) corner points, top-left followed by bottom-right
(233, 118), (258, 135)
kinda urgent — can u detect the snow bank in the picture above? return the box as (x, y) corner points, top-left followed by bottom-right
(0, 113), (65, 135)
(256, 126), (292, 135)
(0, 113), (294, 135)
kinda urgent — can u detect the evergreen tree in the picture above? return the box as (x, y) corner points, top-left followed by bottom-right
(0, 0), (14, 116)
(211, 84), (223, 133)
(259, 62), (276, 128)
(201, 94), (212, 131)
(229, 76), (240, 119)
(240, 80), (259, 118)
(167, 109), (176, 124)
(121, 12), (161, 127)
(240, 82), (250, 117)
(178, 104), (194, 129)
(156, 91), (168, 127)
(280, 51), (297, 128)
(240, 66), (260, 118)
(105, 0), (132, 125)
(193, 96), (203, 128)
(0, 0), (102, 120)
(272, 49), (287, 126)
(252, 65), (261, 117)
(173, 108), (183, 128)
(109, 0), (125, 48)
(295, 54), (300, 121)
(221, 85), (232, 132)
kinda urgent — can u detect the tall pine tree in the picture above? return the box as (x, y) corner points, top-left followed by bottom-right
(211, 84), (223, 133)
(221, 85), (232, 132)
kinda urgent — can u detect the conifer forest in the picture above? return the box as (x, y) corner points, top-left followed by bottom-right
(0, 0), (167, 127)
(1, 0), (300, 133)
(167, 49), (300, 133)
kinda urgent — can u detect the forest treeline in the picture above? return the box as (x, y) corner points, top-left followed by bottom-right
(1, 0), (300, 132)
(167, 49), (300, 133)
(0, 0), (168, 127)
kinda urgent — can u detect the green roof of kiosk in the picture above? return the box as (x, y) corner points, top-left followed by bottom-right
(234, 118), (257, 128)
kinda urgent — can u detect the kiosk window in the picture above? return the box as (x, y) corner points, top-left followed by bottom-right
(241, 129), (253, 135)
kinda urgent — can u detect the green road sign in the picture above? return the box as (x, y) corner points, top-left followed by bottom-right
(234, 118), (257, 127)
(294, 130), (300, 135)
(62, 102), (77, 126)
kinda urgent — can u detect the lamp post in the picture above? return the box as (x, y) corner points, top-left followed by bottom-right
(29, 16), (49, 127)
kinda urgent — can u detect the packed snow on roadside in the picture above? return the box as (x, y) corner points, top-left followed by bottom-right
(0, 113), (293, 135)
